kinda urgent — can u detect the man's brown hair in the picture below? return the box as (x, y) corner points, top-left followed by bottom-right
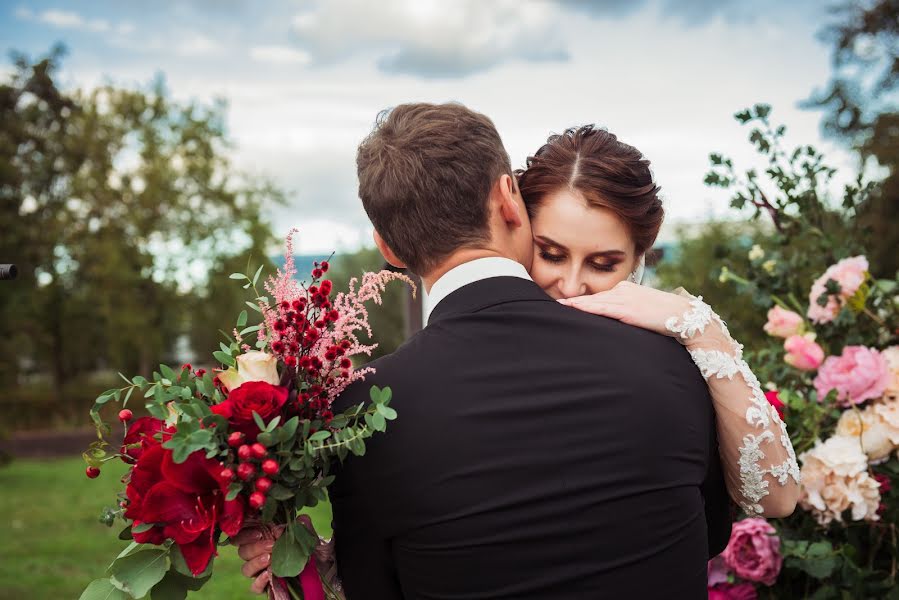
(356, 102), (512, 274)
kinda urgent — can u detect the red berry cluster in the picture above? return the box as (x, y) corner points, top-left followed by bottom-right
(224, 431), (280, 511)
(266, 260), (352, 422)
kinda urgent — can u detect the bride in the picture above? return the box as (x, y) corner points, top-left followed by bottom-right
(235, 123), (801, 596)
(517, 124), (800, 518)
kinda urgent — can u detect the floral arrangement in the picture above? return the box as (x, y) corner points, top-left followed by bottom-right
(704, 105), (899, 598)
(79, 229), (412, 600)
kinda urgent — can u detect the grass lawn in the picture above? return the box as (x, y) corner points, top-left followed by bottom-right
(0, 456), (333, 600)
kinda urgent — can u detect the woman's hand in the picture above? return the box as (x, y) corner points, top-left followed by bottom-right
(558, 281), (693, 338)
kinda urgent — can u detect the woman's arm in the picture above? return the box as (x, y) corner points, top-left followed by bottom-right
(666, 293), (800, 517)
(560, 282), (801, 517)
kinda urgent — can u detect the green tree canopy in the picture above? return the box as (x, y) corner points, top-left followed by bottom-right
(0, 46), (283, 405)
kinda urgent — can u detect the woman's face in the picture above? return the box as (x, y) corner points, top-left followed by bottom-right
(529, 188), (638, 300)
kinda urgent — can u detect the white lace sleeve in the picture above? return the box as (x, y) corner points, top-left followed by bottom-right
(666, 294), (800, 515)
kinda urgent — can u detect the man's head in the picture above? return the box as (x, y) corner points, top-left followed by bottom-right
(356, 102), (532, 277)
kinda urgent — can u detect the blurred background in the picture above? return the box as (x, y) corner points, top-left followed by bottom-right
(0, 0), (895, 597)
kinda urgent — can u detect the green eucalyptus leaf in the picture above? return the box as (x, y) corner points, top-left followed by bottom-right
(108, 548), (169, 598)
(309, 430), (331, 442)
(236, 310), (248, 328)
(79, 578), (129, 600)
(160, 364), (177, 381)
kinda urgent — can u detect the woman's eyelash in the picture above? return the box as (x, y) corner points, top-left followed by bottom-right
(539, 251), (565, 263)
(589, 263), (617, 273)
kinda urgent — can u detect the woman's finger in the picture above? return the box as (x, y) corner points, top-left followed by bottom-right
(238, 540), (274, 561)
(231, 527), (264, 546)
(250, 570), (272, 595)
(241, 552), (272, 578)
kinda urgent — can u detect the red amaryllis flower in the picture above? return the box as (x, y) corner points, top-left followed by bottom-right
(125, 445), (244, 575)
(210, 381), (288, 442)
(120, 417), (172, 464)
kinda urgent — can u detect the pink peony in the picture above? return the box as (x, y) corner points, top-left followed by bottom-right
(722, 518), (782, 586)
(807, 256), (869, 324)
(763, 306), (804, 338)
(708, 555), (731, 587)
(783, 334), (825, 371)
(708, 583), (758, 600)
(814, 346), (891, 407)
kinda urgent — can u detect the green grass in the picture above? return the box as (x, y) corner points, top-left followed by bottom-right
(0, 457), (333, 599)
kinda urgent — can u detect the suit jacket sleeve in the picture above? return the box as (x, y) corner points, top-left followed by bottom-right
(702, 424), (733, 557)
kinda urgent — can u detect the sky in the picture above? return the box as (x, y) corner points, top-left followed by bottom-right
(1, 0), (859, 253)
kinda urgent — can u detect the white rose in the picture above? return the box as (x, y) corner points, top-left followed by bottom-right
(236, 350), (280, 386)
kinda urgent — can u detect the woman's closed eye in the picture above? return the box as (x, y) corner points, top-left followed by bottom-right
(539, 250), (566, 264)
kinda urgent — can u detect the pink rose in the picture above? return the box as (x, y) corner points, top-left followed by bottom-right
(783, 334), (825, 371)
(763, 306), (803, 338)
(722, 518), (782, 586)
(708, 583), (758, 600)
(814, 346), (891, 407)
(807, 256), (869, 324)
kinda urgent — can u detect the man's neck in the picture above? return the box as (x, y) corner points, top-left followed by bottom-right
(422, 248), (520, 294)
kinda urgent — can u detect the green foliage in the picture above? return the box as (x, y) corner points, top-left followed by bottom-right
(655, 221), (771, 349)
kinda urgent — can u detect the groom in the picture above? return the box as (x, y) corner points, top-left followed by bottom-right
(237, 103), (731, 598)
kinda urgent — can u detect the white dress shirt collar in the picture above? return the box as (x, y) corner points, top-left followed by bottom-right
(424, 257), (533, 324)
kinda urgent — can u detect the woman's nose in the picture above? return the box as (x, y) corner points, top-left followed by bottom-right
(558, 272), (586, 299)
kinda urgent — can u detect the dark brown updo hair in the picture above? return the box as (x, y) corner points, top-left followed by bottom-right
(516, 125), (664, 255)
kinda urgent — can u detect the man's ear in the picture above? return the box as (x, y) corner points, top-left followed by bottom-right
(373, 230), (407, 269)
(496, 174), (525, 229)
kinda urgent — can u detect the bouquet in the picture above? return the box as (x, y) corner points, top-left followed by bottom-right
(702, 105), (899, 598)
(80, 229), (413, 600)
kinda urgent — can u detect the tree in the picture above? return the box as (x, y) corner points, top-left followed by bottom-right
(805, 0), (899, 276)
(0, 46), (284, 407)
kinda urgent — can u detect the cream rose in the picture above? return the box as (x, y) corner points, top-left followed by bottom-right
(882, 346), (899, 401)
(798, 435), (881, 524)
(216, 350), (280, 392)
(872, 398), (899, 445)
(835, 408), (894, 462)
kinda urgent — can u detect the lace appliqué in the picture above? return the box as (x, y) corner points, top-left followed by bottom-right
(669, 295), (800, 515)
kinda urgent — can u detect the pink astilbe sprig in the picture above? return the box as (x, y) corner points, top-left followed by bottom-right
(316, 270), (416, 403)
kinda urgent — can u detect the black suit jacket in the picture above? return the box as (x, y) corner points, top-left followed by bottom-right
(330, 277), (731, 599)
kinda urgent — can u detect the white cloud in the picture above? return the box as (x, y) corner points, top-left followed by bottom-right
(249, 45), (311, 65)
(17, 8), (112, 32)
(174, 33), (224, 57)
(287, 0), (568, 77)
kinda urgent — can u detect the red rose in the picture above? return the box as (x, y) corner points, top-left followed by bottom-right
(124, 445), (244, 575)
(210, 381), (288, 442)
(764, 391), (785, 419)
(120, 417), (172, 464)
